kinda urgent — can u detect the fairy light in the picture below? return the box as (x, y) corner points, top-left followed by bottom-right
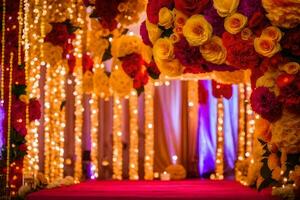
(245, 83), (254, 157)
(90, 93), (99, 179)
(44, 62), (66, 182)
(112, 95), (123, 180)
(129, 90), (139, 180)
(211, 98), (224, 180)
(73, 0), (86, 182)
(6, 53), (14, 187)
(188, 80), (199, 148)
(144, 82), (154, 180)
(0, 0), (6, 103)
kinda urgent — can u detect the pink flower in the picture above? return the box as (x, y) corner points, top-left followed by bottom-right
(140, 21), (152, 46)
(250, 87), (283, 122)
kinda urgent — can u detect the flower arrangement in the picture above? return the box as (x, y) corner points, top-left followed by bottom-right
(142, 0), (300, 198)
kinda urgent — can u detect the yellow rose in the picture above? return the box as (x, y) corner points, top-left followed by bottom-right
(156, 59), (183, 77)
(279, 62), (300, 74)
(183, 15), (213, 46)
(153, 38), (174, 61)
(173, 9), (188, 27)
(170, 33), (180, 43)
(200, 36), (227, 65)
(271, 167), (282, 181)
(93, 68), (111, 100)
(224, 13), (248, 34)
(141, 44), (153, 64)
(254, 37), (281, 57)
(256, 73), (276, 88)
(146, 20), (162, 45)
(261, 26), (282, 42)
(109, 67), (133, 97)
(159, 7), (174, 29)
(83, 71), (94, 94)
(19, 94), (29, 104)
(213, 0), (240, 17)
(111, 35), (142, 58)
(268, 153), (280, 170)
(241, 28), (253, 40)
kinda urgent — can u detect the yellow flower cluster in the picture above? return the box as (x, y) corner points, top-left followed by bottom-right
(116, 0), (146, 27)
(43, 42), (64, 67)
(111, 35), (143, 58)
(93, 68), (111, 100)
(271, 110), (300, 154)
(254, 26), (282, 57)
(109, 67), (133, 97)
(262, 0), (300, 29)
(200, 36), (227, 65)
(224, 13), (248, 34)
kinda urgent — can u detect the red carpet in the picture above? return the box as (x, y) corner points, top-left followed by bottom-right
(27, 180), (277, 200)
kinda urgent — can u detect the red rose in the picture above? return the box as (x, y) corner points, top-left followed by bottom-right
(18, 144), (27, 152)
(44, 23), (69, 47)
(212, 80), (233, 99)
(248, 11), (269, 36)
(29, 98), (41, 122)
(175, 0), (209, 17)
(276, 73), (295, 88)
(12, 100), (26, 134)
(147, 0), (173, 24)
(146, 61), (161, 79)
(82, 53), (94, 73)
(95, 0), (122, 30)
(67, 53), (76, 73)
(120, 53), (144, 78)
(133, 71), (149, 89)
(281, 26), (300, 57)
(222, 32), (260, 69)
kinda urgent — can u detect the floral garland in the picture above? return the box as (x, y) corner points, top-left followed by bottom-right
(142, 0), (300, 198)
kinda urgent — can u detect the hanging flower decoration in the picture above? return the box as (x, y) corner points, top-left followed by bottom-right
(85, 0), (146, 31)
(44, 19), (78, 73)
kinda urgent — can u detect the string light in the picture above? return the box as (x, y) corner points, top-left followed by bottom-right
(6, 52), (14, 188)
(245, 83), (254, 157)
(112, 95), (123, 180)
(211, 98), (224, 180)
(129, 90), (139, 180)
(73, 0), (85, 182)
(0, 0), (6, 103)
(188, 80), (199, 149)
(144, 82), (154, 180)
(90, 93), (99, 179)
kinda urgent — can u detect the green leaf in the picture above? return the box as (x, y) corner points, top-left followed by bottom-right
(102, 43), (112, 62)
(258, 138), (267, 145)
(136, 86), (145, 96)
(258, 178), (274, 191)
(60, 100), (66, 111)
(12, 84), (27, 98)
(260, 162), (272, 179)
(262, 151), (271, 157)
(160, 27), (173, 38)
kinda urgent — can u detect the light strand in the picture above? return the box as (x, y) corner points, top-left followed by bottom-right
(6, 52), (14, 187)
(144, 82), (154, 180)
(90, 93), (99, 179)
(129, 90), (139, 180)
(245, 83), (254, 158)
(0, 0), (6, 103)
(211, 98), (224, 180)
(112, 95), (123, 180)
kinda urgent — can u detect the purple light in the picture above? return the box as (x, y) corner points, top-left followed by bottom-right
(0, 105), (5, 154)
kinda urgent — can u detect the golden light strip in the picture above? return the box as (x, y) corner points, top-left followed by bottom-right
(23, 0), (40, 176)
(245, 83), (255, 157)
(44, 62), (66, 182)
(0, 0), (6, 103)
(129, 90), (139, 180)
(188, 80), (199, 137)
(211, 98), (224, 180)
(112, 95), (123, 180)
(144, 82), (154, 180)
(6, 52), (14, 187)
(73, 1), (85, 182)
(90, 93), (99, 179)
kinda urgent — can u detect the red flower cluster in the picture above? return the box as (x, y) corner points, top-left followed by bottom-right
(250, 87), (283, 122)
(120, 53), (149, 90)
(174, 37), (205, 73)
(146, 61), (161, 79)
(94, 0), (124, 30)
(29, 99), (42, 122)
(222, 32), (260, 70)
(83, 53), (94, 73)
(212, 80), (233, 99)
(174, 0), (209, 16)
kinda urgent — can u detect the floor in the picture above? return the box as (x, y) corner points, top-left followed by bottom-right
(27, 180), (277, 200)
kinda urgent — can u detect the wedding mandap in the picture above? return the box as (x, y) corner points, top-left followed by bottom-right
(0, 0), (299, 200)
